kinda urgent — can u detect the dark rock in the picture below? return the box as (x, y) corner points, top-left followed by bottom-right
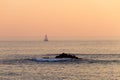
(55, 53), (79, 59)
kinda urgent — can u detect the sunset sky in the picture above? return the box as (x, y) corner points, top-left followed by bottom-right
(0, 0), (120, 40)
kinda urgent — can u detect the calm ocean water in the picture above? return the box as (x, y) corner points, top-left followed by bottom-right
(0, 40), (120, 80)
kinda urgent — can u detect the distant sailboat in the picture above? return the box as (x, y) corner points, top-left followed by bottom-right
(44, 35), (48, 41)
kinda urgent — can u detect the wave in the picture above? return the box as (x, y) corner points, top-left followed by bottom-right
(1, 58), (120, 65)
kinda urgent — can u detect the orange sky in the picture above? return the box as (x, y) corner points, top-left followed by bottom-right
(0, 0), (120, 40)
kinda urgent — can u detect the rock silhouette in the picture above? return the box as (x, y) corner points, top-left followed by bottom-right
(55, 53), (79, 59)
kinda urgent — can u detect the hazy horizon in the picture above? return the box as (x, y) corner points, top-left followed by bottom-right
(0, 35), (120, 41)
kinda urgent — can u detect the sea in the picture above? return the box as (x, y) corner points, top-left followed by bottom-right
(0, 40), (120, 80)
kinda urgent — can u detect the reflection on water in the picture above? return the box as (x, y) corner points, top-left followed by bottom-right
(1, 58), (120, 80)
(1, 54), (120, 80)
(0, 41), (120, 80)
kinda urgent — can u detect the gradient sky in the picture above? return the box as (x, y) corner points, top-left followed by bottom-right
(0, 0), (120, 40)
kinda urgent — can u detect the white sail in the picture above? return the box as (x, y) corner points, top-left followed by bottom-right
(44, 35), (48, 41)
